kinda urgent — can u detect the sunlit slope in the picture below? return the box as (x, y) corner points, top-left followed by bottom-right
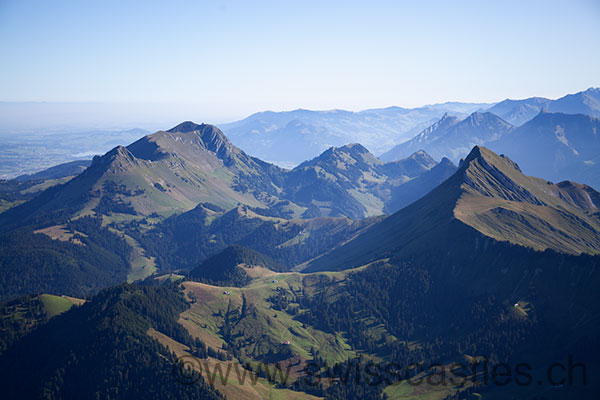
(0, 122), (286, 230)
(455, 146), (600, 254)
(305, 146), (600, 272)
(284, 144), (446, 218)
(181, 269), (358, 366)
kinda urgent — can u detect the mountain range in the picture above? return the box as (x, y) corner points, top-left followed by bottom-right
(487, 87), (600, 126)
(380, 108), (600, 190)
(219, 88), (600, 168)
(1, 88), (597, 181)
(0, 110), (599, 399)
(2, 118), (598, 297)
(0, 122), (455, 228)
(490, 111), (600, 189)
(219, 103), (489, 166)
(380, 112), (513, 162)
(1, 144), (599, 399)
(0, 122), (453, 300)
(306, 145), (600, 272)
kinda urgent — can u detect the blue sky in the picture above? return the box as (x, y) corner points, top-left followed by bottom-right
(0, 0), (599, 124)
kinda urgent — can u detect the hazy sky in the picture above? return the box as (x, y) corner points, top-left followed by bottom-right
(1, 0), (599, 125)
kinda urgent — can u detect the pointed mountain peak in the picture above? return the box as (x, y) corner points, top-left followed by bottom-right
(408, 150), (436, 165)
(461, 145), (521, 173)
(433, 112), (460, 128)
(167, 121), (205, 133)
(165, 121), (233, 149)
(338, 143), (370, 154)
(95, 145), (135, 162)
(297, 142), (380, 170)
(466, 111), (491, 122)
(438, 112), (459, 123)
(460, 145), (493, 166)
(461, 111), (513, 130)
(414, 113), (460, 141)
(128, 122), (237, 162)
(90, 145), (139, 173)
(456, 146), (550, 208)
(317, 143), (373, 159)
(462, 145), (485, 164)
(438, 156), (455, 166)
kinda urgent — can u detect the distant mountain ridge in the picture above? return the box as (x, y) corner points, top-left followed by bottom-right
(487, 87), (600, 126)
(381, 100), (600, 190)
(218, 88), (599, 168)
(488, 111), (600, 189)
(486, 96), (551, 126)
(219, 103), (491, 166)
(380, 112), (513, 162)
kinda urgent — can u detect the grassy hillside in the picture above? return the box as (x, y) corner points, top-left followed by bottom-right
(0, 284), (223, 400)
(176, 255), (599, 398)
(1, 256), (597, 399)
(455, 146), (600, 254)
(123, 203), (380, 272)
(0, 294), (84, 355)
(38, 294), (75, 317)
(188, 245), (284, 287)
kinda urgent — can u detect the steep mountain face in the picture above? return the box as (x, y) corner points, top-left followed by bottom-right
(485, 87), (600, 126)
(489, 111), (600, 189)
(284, 144), (447, 218)
(380, 112), (514, 163)
(119, 122), (287, 214)
(306, 146), (600, 272)
(219, 103), (490, 166)
(454, 146), (600, 254)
